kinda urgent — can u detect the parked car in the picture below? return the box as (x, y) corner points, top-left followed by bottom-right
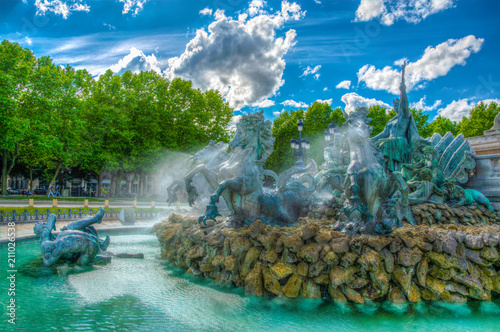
(34, 188), (47, 195)
(7, 187), (19, 194)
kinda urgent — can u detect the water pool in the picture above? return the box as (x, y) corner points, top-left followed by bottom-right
(1, 231), (500, 331)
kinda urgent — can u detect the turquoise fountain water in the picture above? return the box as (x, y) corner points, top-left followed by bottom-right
(1, 232), (500, 331)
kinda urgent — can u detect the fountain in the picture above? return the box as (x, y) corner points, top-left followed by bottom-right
(33, 207), (111, 267)
(155, 63), (500, 304)
(4, 69), (500, 332)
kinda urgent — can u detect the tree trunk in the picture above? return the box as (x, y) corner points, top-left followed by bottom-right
(114, 169), (123, 198)
(29, 167), (33, 191)
(137, 173), (143, 198)
(1, 146), (19, 197)
(110, 172), (116, 198)
(50, 162), (63, 185)
(2, 150), (8, 197)
(127, 173), (132, 195)
(97, 172), (102, 198)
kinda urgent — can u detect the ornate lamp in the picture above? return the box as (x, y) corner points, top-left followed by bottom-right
(291, 120), (309, 167)
(324, 130), (331, 142)
(325, 121), (337, 147)
(328, 121), (336, 134)
(297, 119), (304, 132)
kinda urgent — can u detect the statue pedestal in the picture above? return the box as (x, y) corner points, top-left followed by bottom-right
(465, 123), (500, 201)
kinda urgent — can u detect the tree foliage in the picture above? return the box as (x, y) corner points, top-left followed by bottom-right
(459, 102), (499, 138)
(427, 116), (459, 137)
(266, 102), (346, 173)
(2, 40), (233, 197)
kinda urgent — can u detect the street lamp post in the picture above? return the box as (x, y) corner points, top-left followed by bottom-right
(290, 119), (310, 167)
(324, 121), (337, 147)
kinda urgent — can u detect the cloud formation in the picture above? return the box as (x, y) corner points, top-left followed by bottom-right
(341, 92), (391, 114)
(108, 47), (161, 75)
(253, 99), (275, 108)
(301, 65), (321, 79)
(165, 1), (306, 110)
(437, 98), (500, 121)
(335, 80), (351, 90)
(281, 100), (308, 108)
(355, 0), (454, 25)
(315, 98), (333, 105)
(228, 115), (243, 131)
(357, 35), (484, 94)
(273, 109), (285, 117)
(248, 0), (266, 16)
(119, 0), (147, 15)
(199, 7), (212, 16)
(35, 0), (90, 19)
(410, 96), (442, 112)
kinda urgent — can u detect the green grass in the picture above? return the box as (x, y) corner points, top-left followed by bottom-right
(0, 196), (105, 202)
(0, 196), (176, 203)
(0, 207), (169, 214)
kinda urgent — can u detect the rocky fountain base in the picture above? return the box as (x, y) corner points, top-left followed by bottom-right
(154, 205), (500, 304)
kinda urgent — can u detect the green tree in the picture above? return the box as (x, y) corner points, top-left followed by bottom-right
(0, 40), (36, 196)
(81, 70), (233, 198)
(459, 102), (499, 138)
(266, 102), (346, 173)
(42, 65), (91, 185)
(367, 106), (430, 138)
(265, 109), (304, 173)
(82, 70), (132, 197)
(427, 115), (460, 137)
(366, 105), (392, 137)
(17, 55), (63, 191)
(304, 102), (338, 167)
(410, 109), (431, 138)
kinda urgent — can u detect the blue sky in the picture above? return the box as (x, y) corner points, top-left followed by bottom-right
(1, 0), (499, 123)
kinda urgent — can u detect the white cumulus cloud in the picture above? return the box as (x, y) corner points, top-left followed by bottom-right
(35, 0), (90, 19)
(281, 100), (308, 108)
(410, 96), (442, 112)
(357, 35), (484, 95)
(355, 0), (386, 22)
(335, 80), (351, 90)
(248, 0), (266, 16)
(301, 65), (321, 79)
(253, 99), (275, 108)
(108, 47), (161, 75)
(273, 109), (285, 117)
(228, 115), (243, 131)
(437, 98), (500, 121)
(165, 1), (306, 110)
(119, 0), (147, 16)
(341, 92), (391, 114)
(355, 0), (454, 26)
(315, 98), (333, 105)
(199, 7), (212, 16)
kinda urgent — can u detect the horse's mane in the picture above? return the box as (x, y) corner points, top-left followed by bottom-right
(235, 111), (274, 162)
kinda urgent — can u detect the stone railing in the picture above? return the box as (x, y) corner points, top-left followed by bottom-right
(0, 207), (168, 223)
(465, 153), (500, 201)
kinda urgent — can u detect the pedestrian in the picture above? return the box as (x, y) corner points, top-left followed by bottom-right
(55, 185), (61, 197)
(48, 184), (55, 198)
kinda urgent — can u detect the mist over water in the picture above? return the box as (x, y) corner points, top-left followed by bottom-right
(2, 232), (500, 332)
(158, 150), (193, 194)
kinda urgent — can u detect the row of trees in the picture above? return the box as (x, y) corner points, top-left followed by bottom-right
(0, 40), (233, 197)
(3, 39), (497, 195)
(266, 101), (500, 173)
